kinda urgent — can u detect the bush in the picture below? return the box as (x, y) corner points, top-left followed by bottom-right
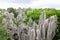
(0, 26), (13, 40)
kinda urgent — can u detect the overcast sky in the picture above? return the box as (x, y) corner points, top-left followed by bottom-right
(0, 0), (60, 9)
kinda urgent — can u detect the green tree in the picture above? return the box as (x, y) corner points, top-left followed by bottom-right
(7, 8), (18, 17)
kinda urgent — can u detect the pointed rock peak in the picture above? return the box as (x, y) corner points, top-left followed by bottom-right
(39, 11), (46, 24)
(32, 22), (37, 29)
(49, 15), (57, 22)
(29, 18), (33, 24)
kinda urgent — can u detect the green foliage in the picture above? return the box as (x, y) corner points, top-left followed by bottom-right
(0, 27), (13, 40)
(23, 18), (29, 24)
(7, 8), (18, 17)
(23, 9), (42, 24)
(14, 11), (18, 18)
(0, 11), (5, 26)
(12, 18), (19, 26)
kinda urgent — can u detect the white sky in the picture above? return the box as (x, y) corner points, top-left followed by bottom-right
(0, 0), (60, 9)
